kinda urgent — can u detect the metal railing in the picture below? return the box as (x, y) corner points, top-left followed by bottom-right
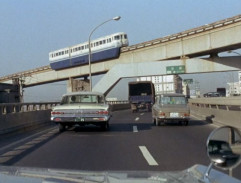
(0, 101), (130, 115)
(0, 102), (59, 115)
(107, 100), (129, 105)
(189, 97), (241, 112)
(121, 14), (241, 52)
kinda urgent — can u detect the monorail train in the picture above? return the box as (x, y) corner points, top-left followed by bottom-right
(49, 32), (128, 70)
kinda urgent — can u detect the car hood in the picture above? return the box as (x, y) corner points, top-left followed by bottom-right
(52, 104), (109, 111)
(0, 164), (240, 183)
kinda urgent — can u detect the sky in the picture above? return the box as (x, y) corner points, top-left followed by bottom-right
(0, 0), (241, 102)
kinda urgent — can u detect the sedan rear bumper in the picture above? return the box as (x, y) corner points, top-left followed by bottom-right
(51, 116), (110, 123)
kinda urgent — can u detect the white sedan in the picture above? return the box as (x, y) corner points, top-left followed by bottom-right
(51, 91), (111, 132)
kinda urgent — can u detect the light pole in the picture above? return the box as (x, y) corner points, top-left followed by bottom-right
(88, 16), (121, 91)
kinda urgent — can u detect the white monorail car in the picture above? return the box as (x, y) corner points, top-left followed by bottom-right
(49, 32), (128, 70)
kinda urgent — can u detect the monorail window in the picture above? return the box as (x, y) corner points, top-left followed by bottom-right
(62, 51), (64, 55)
(99, 41), (102, 45)
(96, 42), (99, 46)
(103, 40), (106, 44)
(109, 38), (111, 42)
(124, 34), (127, 39)
(114, 35), (120, 40)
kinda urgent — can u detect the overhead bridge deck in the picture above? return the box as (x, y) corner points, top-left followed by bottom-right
(0, 14), (241, 86)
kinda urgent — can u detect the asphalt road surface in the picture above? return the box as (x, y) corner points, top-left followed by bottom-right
(0, 109), (240, 180)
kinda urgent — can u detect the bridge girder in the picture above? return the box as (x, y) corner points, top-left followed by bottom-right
(93, 56), (241, 95)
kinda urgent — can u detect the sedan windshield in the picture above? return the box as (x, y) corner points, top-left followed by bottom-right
(61, 95), (104, 104)
(160, 96), (187, 105)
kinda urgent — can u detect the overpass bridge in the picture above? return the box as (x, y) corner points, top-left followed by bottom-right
(0, 14), (241, 93)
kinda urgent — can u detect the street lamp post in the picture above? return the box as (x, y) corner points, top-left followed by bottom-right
(88, 16), (121, 91)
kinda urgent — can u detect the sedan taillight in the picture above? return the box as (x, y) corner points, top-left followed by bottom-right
(97, 110), (109, 115)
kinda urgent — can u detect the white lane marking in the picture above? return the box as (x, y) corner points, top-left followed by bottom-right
(140, 113), (144, 116)
(135, 117), (140, 121)
(139, 146), (158, 166)
(133, 126), (138, 133)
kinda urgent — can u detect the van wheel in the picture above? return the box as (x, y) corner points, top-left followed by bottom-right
(152, 117), (156, 124)
(155, 118), (160, 126)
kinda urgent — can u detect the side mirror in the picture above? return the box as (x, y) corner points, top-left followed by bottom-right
(207, 126), (241, 170)
(204, 126), (241, 182)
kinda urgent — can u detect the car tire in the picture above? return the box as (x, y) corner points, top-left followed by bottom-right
(59, 123), (65, 132)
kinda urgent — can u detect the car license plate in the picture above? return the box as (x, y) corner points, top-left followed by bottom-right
(170, 113), (179, 117)
(75, 117), (85, 122)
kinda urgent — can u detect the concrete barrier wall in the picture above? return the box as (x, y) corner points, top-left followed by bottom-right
(0, 103), (58, 135)
(0, 110), (51, 135)
(0, 102), (130, 135)
(0, 98), (239, 135)
(189, 97), (241, 130)
(110, 103), (131, 111)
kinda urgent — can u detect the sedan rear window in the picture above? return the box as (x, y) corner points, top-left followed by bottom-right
(61, 95), (104, 104)
(160, 96), (187, 105)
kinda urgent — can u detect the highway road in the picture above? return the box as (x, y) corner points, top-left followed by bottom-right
(0, 109), (240, 180)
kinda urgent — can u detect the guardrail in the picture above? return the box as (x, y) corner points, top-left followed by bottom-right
(189, 97), (241, 130)
(0, 102), (59, 115)
(0, 101), (130, 135)
(107, 100), (130, 111)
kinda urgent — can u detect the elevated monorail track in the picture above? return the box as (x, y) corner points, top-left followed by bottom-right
(0, 14), (241, 83)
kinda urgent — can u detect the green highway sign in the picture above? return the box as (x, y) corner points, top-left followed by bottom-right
(183, 79), (193, 84)
(166, 65), (185, 74)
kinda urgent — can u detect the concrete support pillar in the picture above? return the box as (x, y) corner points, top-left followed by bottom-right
(67, 78), (90, 93)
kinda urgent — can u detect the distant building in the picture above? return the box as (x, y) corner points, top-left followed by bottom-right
(0, 83), (20, 103)
(137, 75), (183, 94)
(227, 82), (240, 96)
